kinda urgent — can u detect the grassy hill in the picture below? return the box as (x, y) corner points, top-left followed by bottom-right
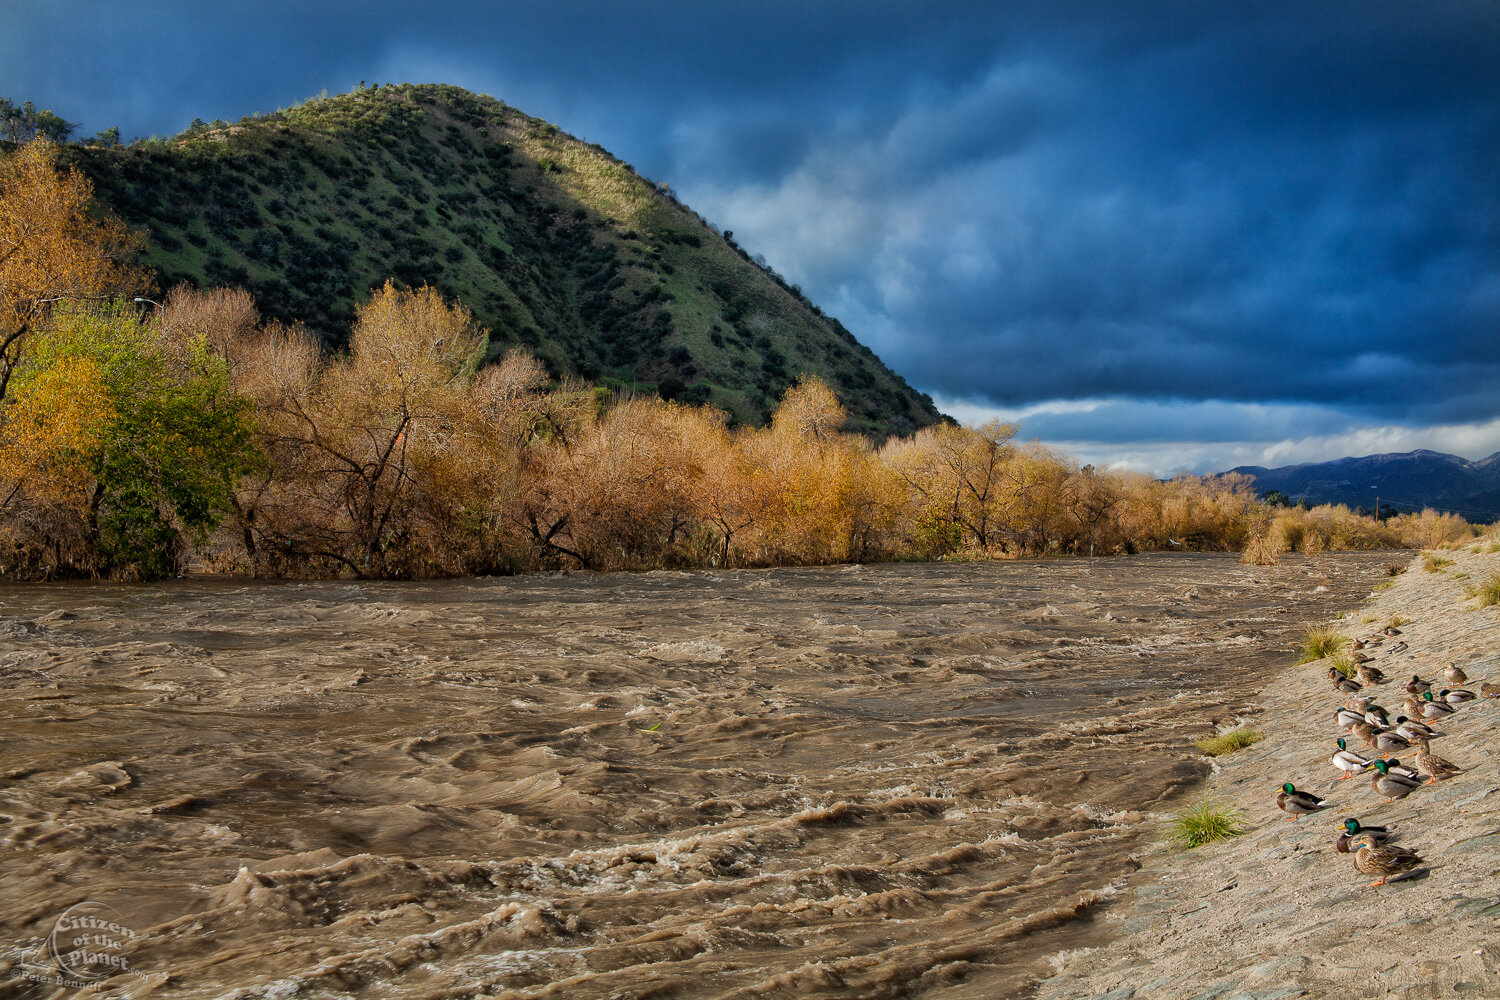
(65, 83), (942, 434)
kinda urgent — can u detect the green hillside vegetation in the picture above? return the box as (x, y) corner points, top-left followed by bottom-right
(65, 83), (942, 435)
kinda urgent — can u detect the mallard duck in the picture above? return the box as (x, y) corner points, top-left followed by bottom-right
(1393, 716), (1443, 741)
(1438, 688), (1476, 704)
(1278, 782), (1332, 820)
(1364, 705), (1390, 728)
(1351, 638), (1368, 651)
(1348, 695), (1375, 713)
(1411, 735), (1463, 783)
(1338, 707), (1374, 731)
(1383, 626), (1404, 637)
(1418, 691), (1458, 721)
(1444, 662), (1468, 687)
(1371, 728), (1411, 757)
(1387, 641), (1409, 655)
(1356, 662), (1387, 685)
(1350, 721), (1380, 748)
(1334, 707), (1365, 731)
(1353, 843), (1427, 887)
(1479, 681), (1500, 699)
(1330, 668), (1363, 694)
(1383, 757), (1419, 780)
(1335, 817), (1392, 852)
(1369, 759), (1422, 802)
(1406, 676), (1432, 696)
(1332, 738), (1373, 779)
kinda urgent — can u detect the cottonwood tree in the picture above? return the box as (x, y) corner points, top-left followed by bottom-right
(0, 138), (147, 403)
(0, 302), (258, 578)
(1069, 464), (1124, 558)
(230, 281), (487, 576)
(883, 419), (1018, 553)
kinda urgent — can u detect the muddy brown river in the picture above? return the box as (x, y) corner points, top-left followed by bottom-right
(0, 553), (1395, 999)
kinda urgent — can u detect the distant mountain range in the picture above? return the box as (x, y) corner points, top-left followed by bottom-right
(1228, 449), (1500, 522)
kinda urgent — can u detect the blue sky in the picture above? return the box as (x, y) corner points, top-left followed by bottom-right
(3, 1), (1498, 474)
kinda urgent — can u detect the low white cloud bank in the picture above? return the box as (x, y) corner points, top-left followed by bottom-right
(931, 394), (1500, 477)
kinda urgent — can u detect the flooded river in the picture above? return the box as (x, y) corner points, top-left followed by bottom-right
(0, 553), (1395, 998)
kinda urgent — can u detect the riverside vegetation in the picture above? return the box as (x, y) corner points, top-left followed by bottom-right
(0, 130), (1483, 581)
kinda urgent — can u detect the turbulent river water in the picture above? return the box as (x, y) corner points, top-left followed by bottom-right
(0, 552), (1396, 999)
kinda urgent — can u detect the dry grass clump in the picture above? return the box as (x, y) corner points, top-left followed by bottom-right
(1468, 572), (1500, 609)
(1386, 562), (1408, 576)
(1193, 728), (1265, 756)
(1168, 799), (1246, 848)
(1296, 627), (1349, 664)
(1386, 615), (1411, 628)
(1422, 553), (1454, 573)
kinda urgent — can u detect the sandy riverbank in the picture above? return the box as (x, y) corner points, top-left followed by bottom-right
(1034, 541), (1500, 1000)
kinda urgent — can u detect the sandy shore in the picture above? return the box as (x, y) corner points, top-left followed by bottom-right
(1034, 541), (1500, 1000)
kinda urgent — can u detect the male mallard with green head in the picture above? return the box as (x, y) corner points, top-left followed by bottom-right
(1334, 817), (1391, 853)
(1418, 691), (1458, 722)
(1331, 738), (1372, 779)
(1383, 757), (1419, 780)
(1369, 759), (1422, 802)
(1277, 782), (1331, 820)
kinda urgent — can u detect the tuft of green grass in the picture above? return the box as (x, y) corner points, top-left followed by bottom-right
(1168, 799), (1246, 849)
(1468, 572), (1500, 609)
(1327, 653), (1355, 678)
(1422, 553), (1454, 573)
(1486, 542), (1500, 554)
(1296, 627), (1349, 664)
(1194, 728), (1265, 757)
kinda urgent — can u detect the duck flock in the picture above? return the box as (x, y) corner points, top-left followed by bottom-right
(1274, 625), (1498, 887)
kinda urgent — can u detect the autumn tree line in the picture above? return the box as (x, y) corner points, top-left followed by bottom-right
(0, 138), (1479, 580)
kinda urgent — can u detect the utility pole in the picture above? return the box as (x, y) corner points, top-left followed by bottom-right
(1374, 496), (1379, 520)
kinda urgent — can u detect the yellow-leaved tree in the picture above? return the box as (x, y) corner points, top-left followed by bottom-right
(0, 137), (148, 402)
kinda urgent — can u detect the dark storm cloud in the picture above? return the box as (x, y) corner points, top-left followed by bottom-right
(3, 0), (1498, 454)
